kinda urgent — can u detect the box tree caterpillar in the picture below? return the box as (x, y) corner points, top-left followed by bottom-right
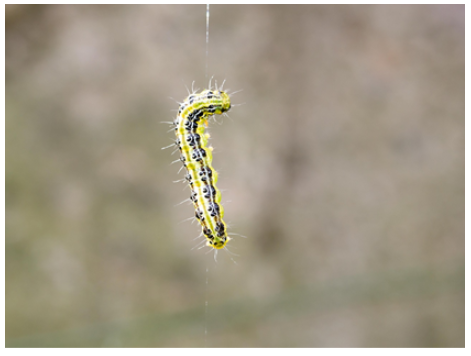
(168, 82), (232, 250)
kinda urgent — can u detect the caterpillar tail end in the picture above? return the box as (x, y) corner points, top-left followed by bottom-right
(207, 236), (231, 250)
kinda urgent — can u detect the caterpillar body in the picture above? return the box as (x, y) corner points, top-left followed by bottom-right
(172, 88), (232, 250)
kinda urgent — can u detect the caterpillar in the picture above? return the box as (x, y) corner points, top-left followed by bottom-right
(170, 85), (232, 250)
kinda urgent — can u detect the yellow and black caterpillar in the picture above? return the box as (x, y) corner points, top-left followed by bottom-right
(171, 88), (231, 249)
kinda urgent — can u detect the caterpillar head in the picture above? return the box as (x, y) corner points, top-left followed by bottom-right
(219, 91), (231, 113)
(208, 90), (231, 115)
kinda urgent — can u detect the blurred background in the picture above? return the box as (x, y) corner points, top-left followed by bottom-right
(5, 4), (464, 347)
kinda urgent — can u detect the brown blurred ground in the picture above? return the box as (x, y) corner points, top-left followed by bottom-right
(6, 4), (464, 347)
